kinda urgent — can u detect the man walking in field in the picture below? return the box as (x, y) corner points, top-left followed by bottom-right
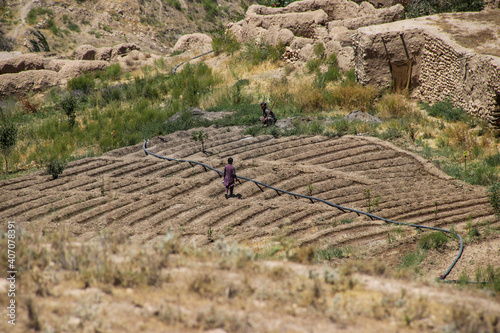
(223, 157), (238, 199)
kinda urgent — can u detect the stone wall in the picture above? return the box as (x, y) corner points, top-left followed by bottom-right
(417, 36), (500, 125)
(353, 19), (500, 127)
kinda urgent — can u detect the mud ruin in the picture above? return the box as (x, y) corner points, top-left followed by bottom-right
(230, 0), (500, 126)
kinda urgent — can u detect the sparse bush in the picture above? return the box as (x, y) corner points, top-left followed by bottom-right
(376, 93), (413, 118)
(418, 231), (449, 250)
(212, 30), (240, 55)
(0, 122), (17, 173)
(46, 159), (66, 179)
(27, 7), (53, 25)
(0, 29), (14, 51)
(191, 130), (209, 152)
(405, 0), (484, 19)
(105, 63), (122, 81)
(399, 248), (426, 269)
(67, 74), (95, 94)
(424, 100), (468, 122)
(488, 182), (500, 219)
(315, 245), (347, 261)
(60, 93), (78, 128)
(26, 29), (50, 52)
(329, 83), (378, 113)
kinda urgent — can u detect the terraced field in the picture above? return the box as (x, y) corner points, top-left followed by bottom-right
(2, 126), (498, 280)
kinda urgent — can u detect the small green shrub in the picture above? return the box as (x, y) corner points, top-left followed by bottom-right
(191, 130), (209, 152)
(0, 122), (17, 173)
(27, 8), (53, 25)
(315, 245), (347, 261)
(212, 31), (240, 55)
(488, 182), (500, 219)
(60, 93), (78, 128)
(418, 231), (449, 250)
(67, 22), (80, 32)
(67, 74), (95, 94)
(46, 159), (66, 179)
(104, 63), (122, 81)
(424, 100), (468, 122)
(399, 248), (426, 269)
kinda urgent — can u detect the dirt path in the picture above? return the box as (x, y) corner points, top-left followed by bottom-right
(7, 0), (35, 40)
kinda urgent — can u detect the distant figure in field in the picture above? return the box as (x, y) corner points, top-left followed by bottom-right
(260, 102), (277, 126)
(223, 157), (238, 199)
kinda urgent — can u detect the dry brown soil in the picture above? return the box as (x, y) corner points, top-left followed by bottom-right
(1, 126), (499, 280)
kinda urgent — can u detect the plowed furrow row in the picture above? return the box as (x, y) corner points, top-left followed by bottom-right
(127, 202), (177, 227)
(246, 136), (332, 161)
(224, 206), (274, 229)
(30, 177), (75, 192)
(64, 158), (99, 171)
(153, 130), (237, 157)
(155, 175), (219, 199)
(232, 136), (316, 160)
(74, 199), (136, 225)
(181, 205), (223, 229)
(218, 135), (281, 158)
(154, 162), (191, 178)
(390, 197), (491, 222)
(0, 195), (64, 218)
(119, 181), (159, 194)
(109, 161), (157, 178)
(63, 159), (112, 176)
(102, 199), (156, 225)
(52, 177), (98, 192)
(150, 203), (204, 228)
(297, 223), (387, 247)
(1, 178), (43, 191)
(407, 204), (494, 228)
(50, 196), (106, 222)
(131, 161), (173, 178)
(160, 205), (215, 229)
(290, 141), (379, 164)
(209, 206), (245, 227)
(319, 152), (404, 171)
(0, 176), (38, 189)
(192, 134), (252, 155)
(0, 194), (42, 213)
(86, 160), (131, 177)
(356, 166), (420, 179)
(24, 195), (85, 222)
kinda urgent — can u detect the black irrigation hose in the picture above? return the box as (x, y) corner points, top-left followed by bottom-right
(172, 50), (214, 74)
(143, 140), (464, 281)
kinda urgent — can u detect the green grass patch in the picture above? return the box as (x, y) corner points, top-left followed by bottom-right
(418, 231), (449, 250)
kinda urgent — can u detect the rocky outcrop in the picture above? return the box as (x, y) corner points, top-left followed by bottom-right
(171, 33), (213, 54)
(353, 12), (500, 126)
(73, 43), (141, 61)
(0, 43), (143, 100)
(0, 70), (61, 99)
(0, 54), (44, 74)
(47, 60), (109, 79)
(228, 0), (404, 68)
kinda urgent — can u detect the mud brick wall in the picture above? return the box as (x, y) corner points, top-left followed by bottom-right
(417, 36), (500, 126)
(353, 29), (426, 90)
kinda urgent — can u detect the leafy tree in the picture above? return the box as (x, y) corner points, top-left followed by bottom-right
(46, 159), (66, 180)
(0, 122), (18, 173)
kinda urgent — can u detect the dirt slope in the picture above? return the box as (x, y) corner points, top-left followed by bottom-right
(1, 126), (498, 281)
